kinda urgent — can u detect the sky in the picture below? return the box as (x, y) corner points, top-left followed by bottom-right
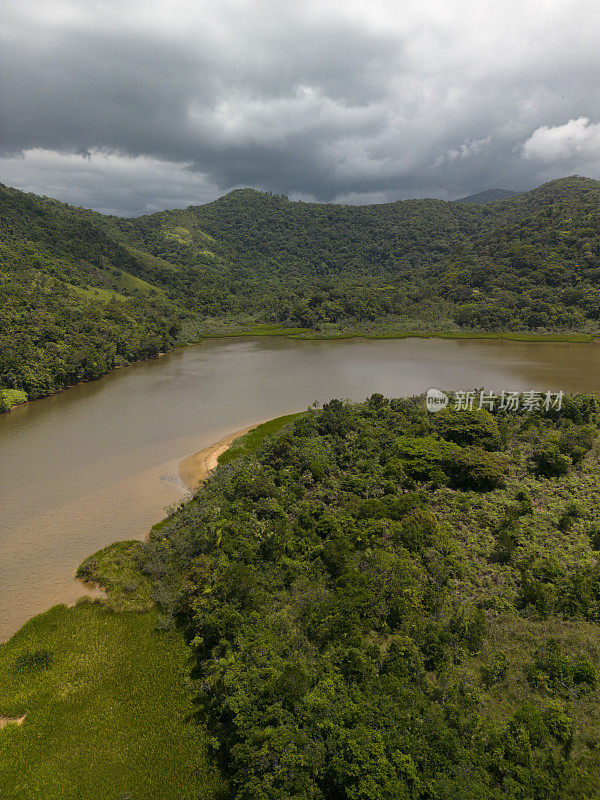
(2, 0), (600, 216)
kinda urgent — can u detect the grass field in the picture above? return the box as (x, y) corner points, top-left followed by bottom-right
(193, 325), (596, 344)
(287, 330), (597, 343)
(193, 323), (314, 338)
(0, 601), (223, 800)
(218, 411), (305, 465)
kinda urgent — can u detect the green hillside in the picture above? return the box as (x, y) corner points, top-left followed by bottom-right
(2, 176), (600, 406)
(6, 395), (600, 797)
(114, 176), (600, 333)
(134, 393), (600, 798)
(0, 184), (180, 406)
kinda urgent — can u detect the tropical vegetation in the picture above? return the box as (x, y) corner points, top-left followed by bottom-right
(5, 394), (600, 797)
(134, 393), (600, 799)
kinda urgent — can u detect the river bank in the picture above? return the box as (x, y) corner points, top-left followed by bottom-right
(195, 328), (596, 343)
(0, 351), (169, 412)
(178, 423), (260, 488)
(178, 412), (306, 488)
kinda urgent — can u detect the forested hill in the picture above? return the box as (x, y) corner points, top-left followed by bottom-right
(95, 175), (600, 332)
(2, 176), (600, 405)
(0, 184), (180, 405)
(139, 393), (600, 798)
(122, 175), (597, 276)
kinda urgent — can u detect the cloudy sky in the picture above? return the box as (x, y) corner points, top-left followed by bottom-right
(2, 0), (600, 215)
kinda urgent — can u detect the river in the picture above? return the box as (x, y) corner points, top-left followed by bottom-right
(1, 335), (600, 640)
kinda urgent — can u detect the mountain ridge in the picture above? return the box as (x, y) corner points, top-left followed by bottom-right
(456, 188), (519, 203)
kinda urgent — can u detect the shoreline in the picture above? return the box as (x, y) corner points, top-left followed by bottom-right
(0, 423), (261, 642)
(0, 351), (169, 413)
(178, 423), (260, 489)
(195, 330), (597, 343)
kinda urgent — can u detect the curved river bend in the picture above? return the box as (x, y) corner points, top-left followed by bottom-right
(1, 336), (600, 640)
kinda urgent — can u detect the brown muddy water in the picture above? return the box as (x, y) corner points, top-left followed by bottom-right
(1, 336), (600, 640)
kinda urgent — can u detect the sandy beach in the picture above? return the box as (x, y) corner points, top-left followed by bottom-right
(178, 423), (259, 489)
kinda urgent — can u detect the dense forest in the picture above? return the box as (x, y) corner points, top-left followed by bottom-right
(2, 176), (600, 406)
(0, 186), (179, 405)
(129, 393), (600, 799)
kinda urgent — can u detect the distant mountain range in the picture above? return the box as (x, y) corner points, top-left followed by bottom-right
(457, 188), (519, 203)
(2, 175), (600, 404)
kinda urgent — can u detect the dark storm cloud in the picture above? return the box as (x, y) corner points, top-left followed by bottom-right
(2, 0), (600, 215)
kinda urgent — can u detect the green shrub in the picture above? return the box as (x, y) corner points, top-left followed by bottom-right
(480, 653), (508, 688)
(526, 638), (597, 697)
(394, 435), (459, 484)
(558, 425), (596, 463)
(585, 523), (600, 551)
(433, 408), (501, 450)
(381, 636), (424, 684)
(448, 607), (487, 653)
(13, 649), (54, 673)
(394, 508), (440, 552)
(515, 489), (534, 515)
(531, 445), (571, 477)
(573, 657), (598, 691)
(542, 703), (574, 744)
(558, 500), (585, 532)
(517, 558), (564, 617)
(0, 388), (28, 412)
(493, 523), (520, 564)
(447, 446), (510, 491)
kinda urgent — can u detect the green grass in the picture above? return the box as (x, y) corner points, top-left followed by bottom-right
(114, 266), (168, 297)
(0, 601), (224, 800)
(76, 540), (154, 612)
(218, 412), (305, 465)
(162, 225), (193, 245)
(192, 326), (596, 344)
(67, 283), (128, 303)
(288, 330), (596, 343)
(124, 245), (180, 275)
(198, 323), (314, 338)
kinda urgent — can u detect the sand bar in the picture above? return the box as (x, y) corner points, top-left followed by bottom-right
(178, 423), (260, 489)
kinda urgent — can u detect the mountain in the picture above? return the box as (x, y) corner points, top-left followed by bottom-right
(2, 176), (600, 405)
(456, 188), (518, 203)
(0, 184), (180, 404)
(119, 176), (600, 332)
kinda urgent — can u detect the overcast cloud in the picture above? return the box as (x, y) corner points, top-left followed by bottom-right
(2, 0), (600, 215)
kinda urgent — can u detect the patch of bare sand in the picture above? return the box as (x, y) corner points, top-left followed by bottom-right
(178, 424), (259, 489)
(0, 714), (25, 729)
